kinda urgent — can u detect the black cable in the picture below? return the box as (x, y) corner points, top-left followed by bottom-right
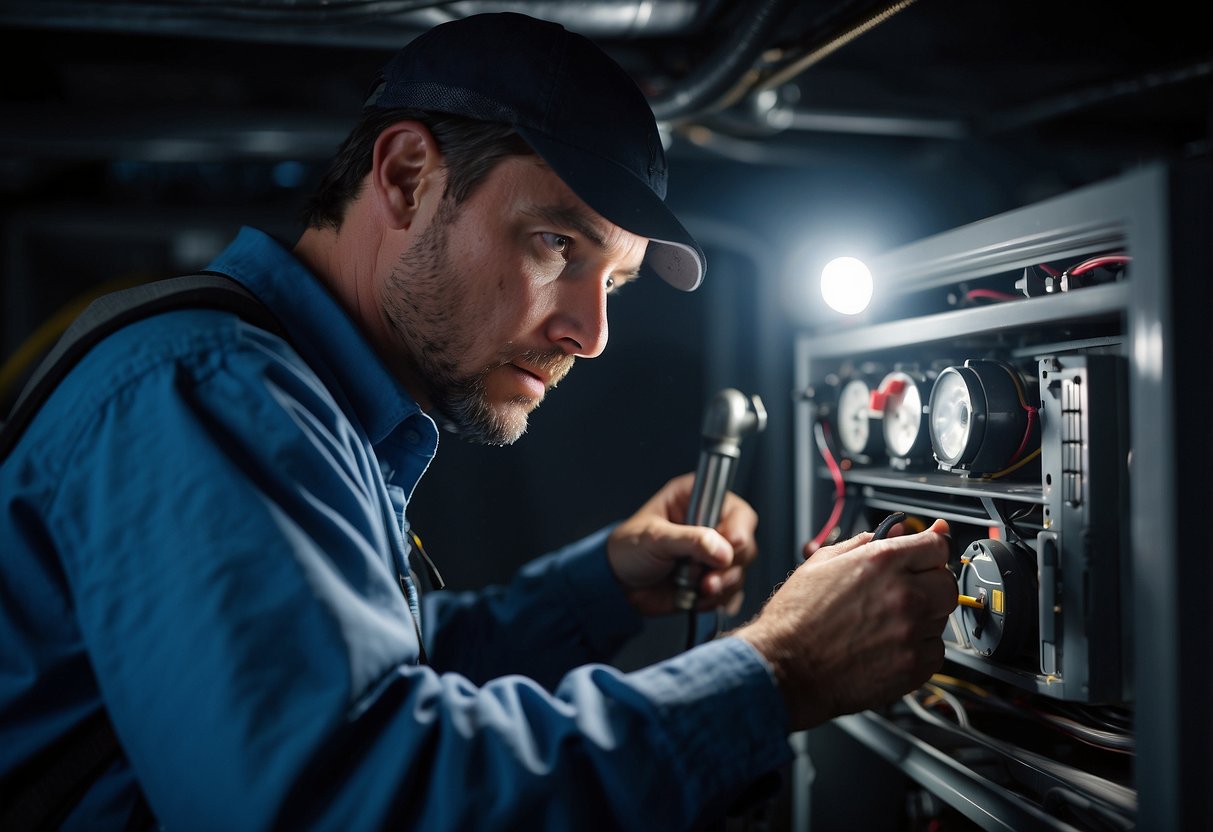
(684, 608), (698, 652)
(684, 608), (727, 652)
(1043, 786), (1136, 832)
(872, 510), (906, 540)
(649, 0), (797, 122)
(902, 692), (1137, 818)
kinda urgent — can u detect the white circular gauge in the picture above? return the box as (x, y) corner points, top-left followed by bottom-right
(928, 359), (1039, 476)
(930, 369), (972, 465)
(836, 378), (878, 458)
(877, 370), (932, 463)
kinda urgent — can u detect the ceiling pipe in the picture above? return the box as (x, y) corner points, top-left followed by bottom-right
(648, 0), (797, 124)
(0, 0), (705, 48)
(406, 1), (706, 37)
(753, 0), (919, 95)
(978, 58), (1213, 135)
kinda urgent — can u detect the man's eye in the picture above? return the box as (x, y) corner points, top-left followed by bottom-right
(541, 233), (570, 254)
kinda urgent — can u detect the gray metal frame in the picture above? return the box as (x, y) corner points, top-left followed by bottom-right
(792, 160), (1211, 830)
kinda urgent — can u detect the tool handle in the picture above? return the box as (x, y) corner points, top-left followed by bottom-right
(673, 452), (736, 610)
(673, 389), (767, 612)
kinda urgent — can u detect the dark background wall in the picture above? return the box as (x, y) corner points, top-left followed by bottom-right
(2, 0), (1208, 667)
(2, 7), (1209, 827)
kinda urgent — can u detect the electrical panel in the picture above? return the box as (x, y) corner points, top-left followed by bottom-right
(791, 161), (1211, 831)
(800, 331), (1130, 704)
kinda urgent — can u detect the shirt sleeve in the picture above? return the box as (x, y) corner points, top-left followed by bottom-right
(45, 318), (792, 830)
(421, 526), (647, 688)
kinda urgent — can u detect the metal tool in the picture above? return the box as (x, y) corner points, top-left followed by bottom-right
(673, 388), (767, 612)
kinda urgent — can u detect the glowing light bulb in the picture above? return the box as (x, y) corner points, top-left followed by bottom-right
(820, 256), (873, 315)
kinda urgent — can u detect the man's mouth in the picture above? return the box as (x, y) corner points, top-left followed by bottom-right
(509, 363), (548, 399)
(510, 351), (575, 394)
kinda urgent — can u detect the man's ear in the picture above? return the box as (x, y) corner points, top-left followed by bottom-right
(371, 121), (443, 230)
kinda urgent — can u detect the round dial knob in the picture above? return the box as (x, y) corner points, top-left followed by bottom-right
(958, 539), (1037, 660)
(836, 377), (881, 459)
(875, 370), (933, 464)
(929, 359), (1039, 476)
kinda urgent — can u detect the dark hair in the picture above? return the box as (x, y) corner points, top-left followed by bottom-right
(300, 109), (535, 230)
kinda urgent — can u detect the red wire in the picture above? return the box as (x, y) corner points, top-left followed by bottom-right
(1008, 403), (1038, 463)
(965, 288), (1018, 302)
(809, 420), (846, 551)
(1069, 254), (1132, 276)
(1038, 262), (1061, 276)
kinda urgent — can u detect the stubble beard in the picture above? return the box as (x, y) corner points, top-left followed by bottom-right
(379, 198), (574, 446)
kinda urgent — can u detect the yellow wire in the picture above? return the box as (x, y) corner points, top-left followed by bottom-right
(0, 275), (150, 401)
(985, 447), (1042, 480)
(930, 673), (990, 699)
(977, 363), (1041, 480)
(755, 0), (919, 92)
(408, 530), (428, 560)
(1006, 361), (1030, 408)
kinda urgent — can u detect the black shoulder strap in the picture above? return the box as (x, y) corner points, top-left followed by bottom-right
(0, 271), (286, 463)
(0, 710), (134, 831)
(0, 271), (287, 830)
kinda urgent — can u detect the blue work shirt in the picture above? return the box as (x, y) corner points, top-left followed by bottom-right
(0, 227), (791, 829)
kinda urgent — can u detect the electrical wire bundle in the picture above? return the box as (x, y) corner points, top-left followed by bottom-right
(1017, 252), (1133, 298)
(807, 418), (848, 551)
(976, 363), (1040, 481)
(957, 251), (1133, 305)
(898, 674), (1136, 831)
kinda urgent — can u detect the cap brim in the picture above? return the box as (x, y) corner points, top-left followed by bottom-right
(517, 128), (705, 291)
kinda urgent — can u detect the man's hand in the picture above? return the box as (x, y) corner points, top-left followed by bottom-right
(733, 519), (956, 731)
(607, 473), (759, 617)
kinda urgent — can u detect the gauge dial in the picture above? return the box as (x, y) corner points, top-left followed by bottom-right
(836, 378), (880, 458)
(875, 370), (932, 464)
(958, 539), (1037, 660)
(929, 359), (1039, 476)
(930, 368), (973, 465)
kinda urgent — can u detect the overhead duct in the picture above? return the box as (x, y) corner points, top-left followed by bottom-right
(0, 0), (706, 48)
(647, 0), (795, 123)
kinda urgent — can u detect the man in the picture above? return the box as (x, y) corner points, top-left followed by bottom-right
(0, 12), (957, 830)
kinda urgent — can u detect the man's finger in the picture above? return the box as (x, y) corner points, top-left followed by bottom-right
(862, 519), (952, 572)
(716, 496), (758, 555)
(660, 522), (734, 568)
(806, 529), (879, 563)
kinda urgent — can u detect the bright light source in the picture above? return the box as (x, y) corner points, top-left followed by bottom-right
(820, 256), (873, 315)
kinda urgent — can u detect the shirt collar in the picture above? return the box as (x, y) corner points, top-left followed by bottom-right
(205, 226), (436, 455)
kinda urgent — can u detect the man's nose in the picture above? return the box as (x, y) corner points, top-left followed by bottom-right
(545, 274), (609, 358)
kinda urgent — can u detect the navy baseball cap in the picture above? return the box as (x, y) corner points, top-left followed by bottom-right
(365, 11), (705, 291)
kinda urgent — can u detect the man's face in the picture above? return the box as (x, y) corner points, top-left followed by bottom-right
(379, 155), (648, 445)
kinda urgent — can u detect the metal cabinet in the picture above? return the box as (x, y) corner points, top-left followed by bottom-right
(791, 160), (1211, 831)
